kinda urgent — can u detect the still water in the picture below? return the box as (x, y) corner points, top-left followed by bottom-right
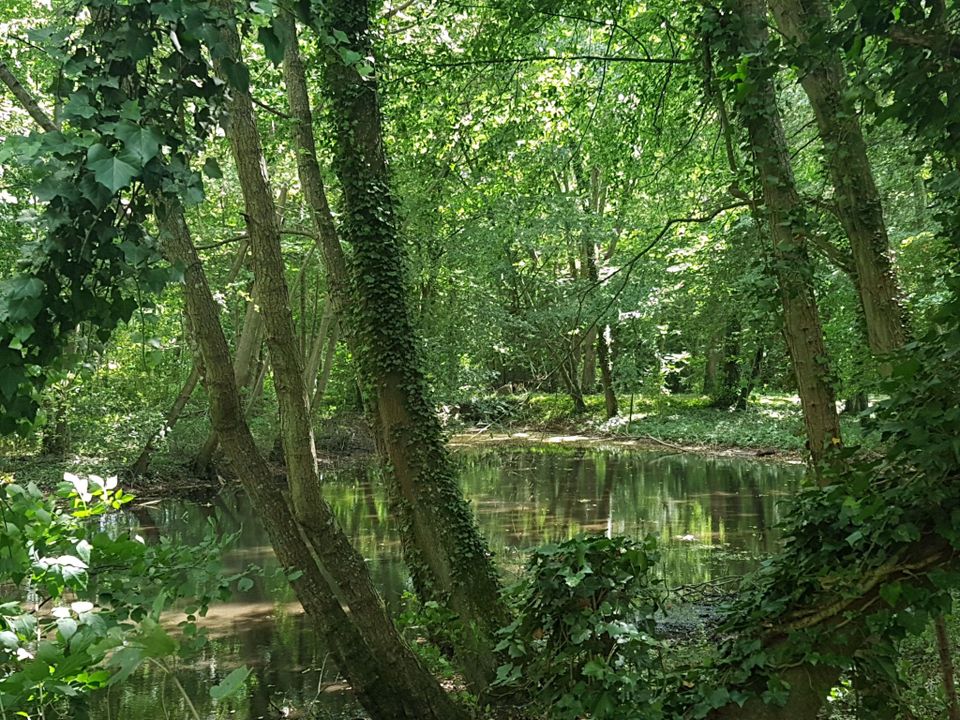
(93, 446), (802, 719)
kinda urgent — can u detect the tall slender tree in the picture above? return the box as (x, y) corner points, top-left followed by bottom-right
(715, 0), (842, 468)
(770, 0), (907, 356)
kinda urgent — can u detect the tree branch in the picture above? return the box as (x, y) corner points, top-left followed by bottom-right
(395, 53), (688, 70)
(0, 62), (57, 132)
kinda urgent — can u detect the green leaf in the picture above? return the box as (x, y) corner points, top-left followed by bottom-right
(57, 617), (78, 641)
(107, 646), (143, 685)
(137, 620), (176, 658)
(202, 158), (223, 179)
(258, 24), (285, 65)
(220, 58), (250, 93)
(237, 577), (254, 592)
(880, 581), (902, 607)
(0, 630), (19, 649)
(64, 93), (96, 120)
(115, 122), (163, 164)
(87, 144), (141, 193)
(210, 666), (251, 700)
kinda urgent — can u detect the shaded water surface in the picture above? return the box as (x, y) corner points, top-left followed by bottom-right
(93, 447), (802, 719)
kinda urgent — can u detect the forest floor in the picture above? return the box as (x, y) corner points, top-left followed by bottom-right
(447, 391), (871, 461)
(0, 392), (871, 496)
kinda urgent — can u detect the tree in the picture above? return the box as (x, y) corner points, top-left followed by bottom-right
(770, 0), (908, 356)
(711, 0), (842, 466)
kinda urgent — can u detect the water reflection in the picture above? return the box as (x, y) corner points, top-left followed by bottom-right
(92, 447), (802, 719)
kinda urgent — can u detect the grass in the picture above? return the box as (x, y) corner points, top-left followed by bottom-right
(452, 391), (872, 453)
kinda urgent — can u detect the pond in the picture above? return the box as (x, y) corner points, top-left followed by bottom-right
(92, 446), (803, 719)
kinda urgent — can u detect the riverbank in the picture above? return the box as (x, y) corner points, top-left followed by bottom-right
(1, 392), (868, 496)
(448, 391), (871, 458)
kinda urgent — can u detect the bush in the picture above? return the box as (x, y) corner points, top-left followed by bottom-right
(493, 535), (666, 719)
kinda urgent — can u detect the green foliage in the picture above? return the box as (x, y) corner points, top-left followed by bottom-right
(493, 535), (666, 719)
(669, 298), (960, 715)
(0, 472), (254, 716)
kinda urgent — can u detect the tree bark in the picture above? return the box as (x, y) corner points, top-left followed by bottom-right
(598, 324), (619, 419)
(158, 200), (466, 720)
(131, 365), (201, 475)
(317, 0), (506, 688)
(0, 63), (57, 132)
(936, 615), (960, 720)
(727, 0), (842, 467)
(581, 326), (597, 391)
(311, 321), (340, 411)
(193, 295), (265, 473)
(131, 240), (251, 475)
(770, 0), (908, 355)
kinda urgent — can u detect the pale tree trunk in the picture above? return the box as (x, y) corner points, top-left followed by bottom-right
(318, 0), (505, 688)
(303, 297), (334, 401)
(577, 164), (616, 415)
(597, 325), (618, 419)
(770, 0), (908, 356)
(728, 0), (841, 468)
(158, 199), (466, 720)
(311, 321), (340, 411)
(131, 366), (201, 475)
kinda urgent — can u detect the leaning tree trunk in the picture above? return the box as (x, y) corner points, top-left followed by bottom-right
(317, 1), (506, 688)
(193, 294), (264, 473)
(130, 239), (250, 475)
(158, 200), (466, 720)
(727, 0), (842, 468)
(770, 0), (908, 356)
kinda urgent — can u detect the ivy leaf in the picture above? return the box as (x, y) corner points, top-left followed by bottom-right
(210, 666), (251, 700)
(87, 144), (141, 193)
(338, 47), (362, 66)
(115, 122), (163, 164)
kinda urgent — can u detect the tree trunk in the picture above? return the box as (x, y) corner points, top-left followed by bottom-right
(936, 616), (960, 720)
(711, 318), (743, 409)
(598, 324), (618, 419)
(770, 0), (908, 356)
(158, 199), (466, 720)
(131, 240), (251, 475)
(194, 295), (265, 473)
(131, 366), (200, 475)
(703, 336), (721, 395)
(736, 344), (765, 411)
(581, 326), (597, 391)
(311, 321), (340, 411)
(317, 1), (506, 688)
(727, 0), (842, 468)
(303, 297), (335, 402)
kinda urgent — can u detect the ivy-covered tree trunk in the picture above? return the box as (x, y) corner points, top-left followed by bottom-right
(158, 200), (467, 720)
(318, 0), (507, 689)
(770, 0), (908, 356)
(725, 0), (842, 467)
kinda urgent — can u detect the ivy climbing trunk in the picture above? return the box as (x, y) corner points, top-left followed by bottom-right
(158, 199), (467, 720)
(318, 0), (505, 689)
(726, 0), (842, 467)
(770, 0), (908, 356)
